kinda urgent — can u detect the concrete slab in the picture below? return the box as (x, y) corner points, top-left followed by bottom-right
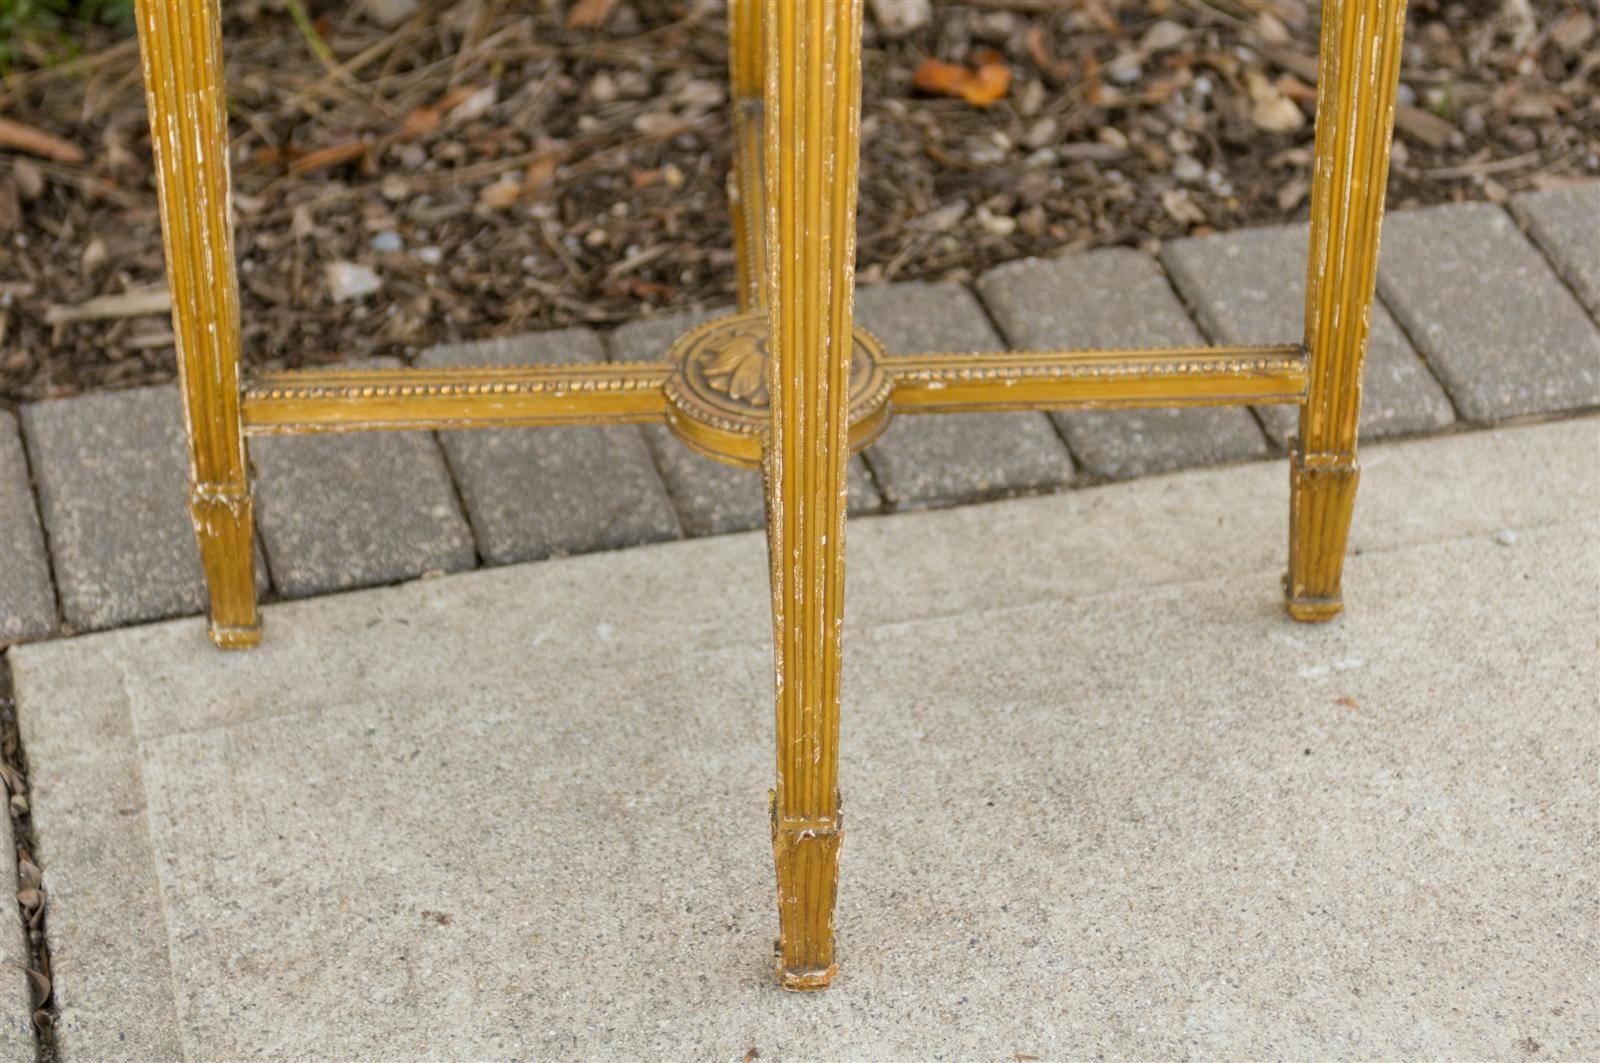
(1162, 223), (1456, 442)
(12, 415), (1597, 1060)
(0, 410), (54, 645)
(20, 387), (266, 632)
(1378, 202), (1600, 421)
(419, 329), (679, 564)
(251, 359), (477, 597)
(854, 281), (1073, 507)
(1511, 181), (1600, 320)
(978, 249), (1271, 477)
(607, 308), (880, 535)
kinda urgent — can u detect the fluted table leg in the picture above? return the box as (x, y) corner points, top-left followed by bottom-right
(136, 0), (260, 648)
(760, 0), (863, 991)
(1288, 0), (1407, 622)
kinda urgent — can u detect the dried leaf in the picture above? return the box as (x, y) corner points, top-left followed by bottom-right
(965, 50), (1013, 107)
(566, 0), (618, 31)
(26, 969), (49, 1007)
(1274, 74), (1317, 104)
(1139, 20), (1188, 53)
(524, 154), (560, 189)
(402, 105), (443, 138)
(289, 140), (370, 175)
(1081, 48), (1103, 104)
(1395, 105), (1457, 149)
(16, 890), (43, 922)
(1246, 72), (1305, 134)
(913, 58), (968, 97)
(479, 177), (523, 209)
(1251, 96), (1304, 133)
(1161, 188), (1206, 225)
(1255, 11), (1291, 45)
(0, 117), (85, 163)
(621, 277), (674, 301)
(12, 158), (43, 201)
(447, 85), (498, 125)
(405, 84), (480, 139)
(912, 51), (1012, 108)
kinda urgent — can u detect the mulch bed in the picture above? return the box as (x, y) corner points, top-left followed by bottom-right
(0, 0), (1595, 404)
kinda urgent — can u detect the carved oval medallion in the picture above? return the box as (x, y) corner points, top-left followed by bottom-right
(663, 310), (892, 468)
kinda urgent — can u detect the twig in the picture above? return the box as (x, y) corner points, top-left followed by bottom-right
(0, 118), (85, 164)
(282, 0), (400, 121)
(1418, 150), (1549, 180)
(45, 287), (170, 326)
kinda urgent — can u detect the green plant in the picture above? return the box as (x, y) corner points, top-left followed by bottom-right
(0, 0), (133, 69)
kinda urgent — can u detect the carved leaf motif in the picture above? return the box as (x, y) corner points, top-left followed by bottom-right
(700, 330), (769, 405)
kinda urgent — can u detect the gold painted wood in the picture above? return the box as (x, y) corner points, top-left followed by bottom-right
(241, 363), (671, 434)
(887, 344), (1307, 413)
(135, 0), (259, 649)
(135, 0), (1405, 993)
(660, 310), (890, 468)
(241, 341), (1305, 440)
(760, 0), (861, 992)
(728, 0), (767, 310)
(1288, 0), (1407, 622)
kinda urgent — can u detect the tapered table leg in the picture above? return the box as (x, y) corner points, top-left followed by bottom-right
(760, 0), (863, 990)
(1287, 0), (1407, 622)
(136, 0), (260, 648)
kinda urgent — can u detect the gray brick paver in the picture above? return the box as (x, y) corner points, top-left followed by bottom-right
(419, 329), (680, 564)
(1163, 222), (1455, 443)
(13, 205), (1582, 637)
(0, 409), (54, 645)
(1378, 202), (1600, 422)
(978, 248), (1270, 479)
(21, 386), (265, 632)
(1510, 181), (1600, 321)
(854, 281), (1073, 507)
(608, 308), (882, 535)
(251, 360), (476, 597)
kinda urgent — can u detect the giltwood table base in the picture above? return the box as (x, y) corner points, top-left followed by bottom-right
(134, 0), (1407, 989)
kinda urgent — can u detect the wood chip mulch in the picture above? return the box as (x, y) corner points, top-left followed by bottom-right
(0, 0), (1595, 404)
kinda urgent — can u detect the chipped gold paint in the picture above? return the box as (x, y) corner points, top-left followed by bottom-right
(758, 0), (862, 991)
(136, 0), (258, 648)
(138, 0), (1403, 985)
(661, 310), (890, 469)
(1289, 0), (1407, 621)
(887, 343), (1308, 412)
(242, 363), (672, 433)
